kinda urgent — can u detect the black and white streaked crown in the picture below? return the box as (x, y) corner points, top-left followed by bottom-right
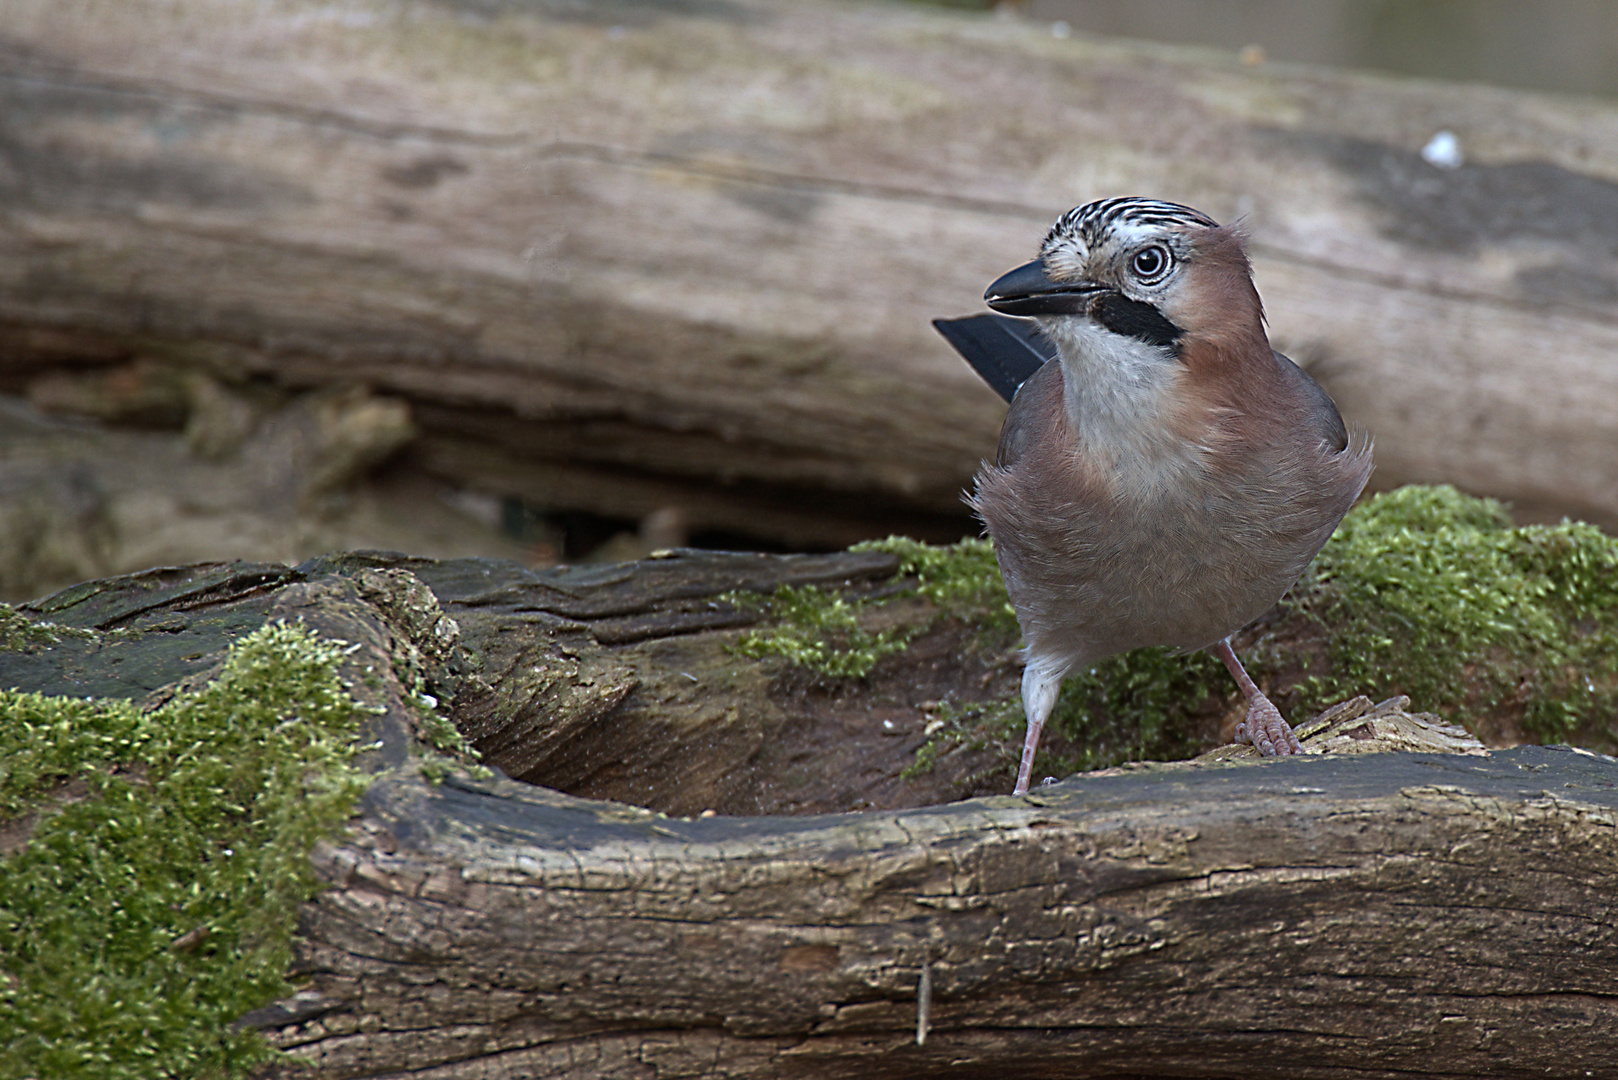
(1043, 197), (1219, 252)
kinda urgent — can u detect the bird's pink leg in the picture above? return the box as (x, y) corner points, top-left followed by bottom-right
(1209, 638), (1303, 756)
(1013, 656), (1066, 794)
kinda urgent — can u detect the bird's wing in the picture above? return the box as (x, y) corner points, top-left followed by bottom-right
(1272, 350), (1349, 454)
(993, 354), (1063, 468)
(932, 313), (1056, 404)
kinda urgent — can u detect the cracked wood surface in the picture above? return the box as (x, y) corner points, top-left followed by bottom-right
(286, 747), (1618, 1080)
(4, 551), (1618, 1077)
(5, 0), (1618, 542)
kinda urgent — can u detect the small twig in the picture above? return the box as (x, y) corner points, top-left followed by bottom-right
(916, 960), (932, 1046)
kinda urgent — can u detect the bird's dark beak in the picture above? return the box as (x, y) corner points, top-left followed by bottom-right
(984, 260), (1104, 316)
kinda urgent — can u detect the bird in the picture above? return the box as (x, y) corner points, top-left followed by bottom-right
(934, 197), (1372, 795)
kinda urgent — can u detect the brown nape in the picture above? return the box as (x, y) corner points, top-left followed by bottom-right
(1175, 226), (1281, 421)
(1180, 224), (1267, 352)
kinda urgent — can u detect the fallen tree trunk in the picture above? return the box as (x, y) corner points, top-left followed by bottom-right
(4, 552), (1617, 1078)
(5, 0), (1618, 558)
(286, 741), (1618, 1080)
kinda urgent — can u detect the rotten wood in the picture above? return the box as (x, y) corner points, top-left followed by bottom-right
(3, 551), (1617, 1078)
(3, 0), (1618, 569)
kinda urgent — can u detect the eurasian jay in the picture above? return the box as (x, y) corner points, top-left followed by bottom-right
(936, 197), (1373, 795)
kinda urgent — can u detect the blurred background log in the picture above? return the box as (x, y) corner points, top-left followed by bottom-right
(5, 0), (1618, 598)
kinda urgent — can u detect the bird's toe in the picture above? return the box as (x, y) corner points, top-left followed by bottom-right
(1235, 694), (1303, 756)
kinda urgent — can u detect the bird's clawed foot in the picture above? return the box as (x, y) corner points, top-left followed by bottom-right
(1234, 691), (1304, 756)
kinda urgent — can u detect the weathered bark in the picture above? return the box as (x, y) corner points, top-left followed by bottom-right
(5, 0), (1618, 560)
(4, 552), (1618, 1078)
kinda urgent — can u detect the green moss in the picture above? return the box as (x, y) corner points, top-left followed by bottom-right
(1039, 648), (1232, 774)
(416, 704), (478, 761)
(728, 583), (919, 678)
(0, 607), (140, 653)
(0, 608), (59, 652)
(0, 608), (95, 652)
(1291, 484), (1618, 740)
(904, 649), (1232, 781)
(853, 535), (1014, 626)
(412, 704), (491, 784)
(900, 695), (1022, 782)
(735, 486), (1618, 781)
(0, 622), (374, 1080)
(397, 678), (490, 784)
(728, 537), (1013, 678)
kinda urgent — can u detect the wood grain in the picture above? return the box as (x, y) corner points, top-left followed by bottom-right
(4, 550), (1617, 1077)
(4, 0), (1618, 544)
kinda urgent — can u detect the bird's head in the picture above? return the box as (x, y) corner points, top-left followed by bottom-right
(985, 197), (1265, 361)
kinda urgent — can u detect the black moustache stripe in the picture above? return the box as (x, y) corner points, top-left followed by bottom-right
(1094, 294), (1182, 350)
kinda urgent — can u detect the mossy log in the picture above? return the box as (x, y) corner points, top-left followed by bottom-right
(4, 551), (1618, 1078)
(7, 0), (1618, 562)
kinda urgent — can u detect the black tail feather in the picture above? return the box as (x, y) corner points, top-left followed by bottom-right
(931, 313), (1056, 404)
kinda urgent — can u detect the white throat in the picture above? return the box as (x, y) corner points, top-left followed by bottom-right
(1043, 318), (1203, 486)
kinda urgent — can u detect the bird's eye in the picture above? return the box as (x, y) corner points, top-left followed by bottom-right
(1130, 245), (1170, 282)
